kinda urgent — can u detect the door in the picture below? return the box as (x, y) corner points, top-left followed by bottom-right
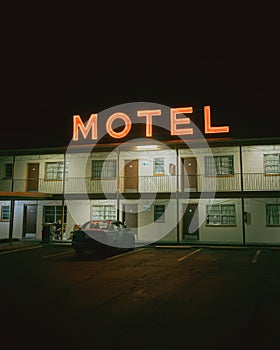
(26, 163), (39, 192)
(123, 204), (138, 237)
(23, 204), (37, 238)
(182, 157), (197, 191)
(124, 160), (138, 192)
(182, 203), (199, 240)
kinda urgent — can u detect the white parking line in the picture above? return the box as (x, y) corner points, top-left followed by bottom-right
(177, 248), (201, 262)
(107, 248), (145, 260)
(43, 250), (74, 258)
(0, 245), (43, 255)
(252, 249), (262, 264)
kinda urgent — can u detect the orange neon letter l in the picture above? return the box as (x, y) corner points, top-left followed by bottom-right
(204, 106), (230, 134)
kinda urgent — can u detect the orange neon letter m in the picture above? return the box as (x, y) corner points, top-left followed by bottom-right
(72, 114), (98, 141)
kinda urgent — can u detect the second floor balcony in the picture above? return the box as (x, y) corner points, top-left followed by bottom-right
(1, 173), (279, 195)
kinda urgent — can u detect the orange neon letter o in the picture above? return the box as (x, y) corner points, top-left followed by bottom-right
(106, 112), (132, 139)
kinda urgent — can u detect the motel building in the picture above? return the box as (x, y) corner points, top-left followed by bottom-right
(0, 104), (280, 247)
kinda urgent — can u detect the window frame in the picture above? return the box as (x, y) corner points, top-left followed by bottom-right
(205, 155), (234, 177)
(91, 160), (117, 179)
(266, 204), (280, 226)
(3, 163), (13, 179)
(154, 157), (165, 176)
(0, 205), (10, 221)
(154, 204), (165, 223)
(43, 205), (67, 224)
(92, 205), (117, 220)
(264, 154), (280, 175)
(45, 161), (68, 181)
(206, 204), (236, 226)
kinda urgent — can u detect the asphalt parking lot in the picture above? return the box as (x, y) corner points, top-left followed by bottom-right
(1, 241), (280, 349)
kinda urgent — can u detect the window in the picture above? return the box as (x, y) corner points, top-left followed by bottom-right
(205, 156), (234, 176)
(3, 164), (13, 179)
(154, 158), (165, 175)
(45, 161), (68, 180)
(92, 160), (117, 179)
(154, 204), (165, 222)
(92, 205), (116, 220)
(1, 206), (10, 221)
(206, 204), (236, 225)
(43, 206), (67, 223)
(266, 204), (280, 226)
(264, 154), (280, 174)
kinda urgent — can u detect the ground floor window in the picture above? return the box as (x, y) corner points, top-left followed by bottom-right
(206, 204), (236, 225)
(154, 204), (165, 222)
(0, 205), (10, 221)
(43, 205), (67, 224)
(92, 205), (116, 220)
(266, 204), (280, 226)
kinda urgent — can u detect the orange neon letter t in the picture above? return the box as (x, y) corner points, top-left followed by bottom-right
(137, 109), (162, 137)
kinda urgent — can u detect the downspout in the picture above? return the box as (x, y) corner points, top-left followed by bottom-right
(9, 155), (16, 246)
(61, 152), (67, 239)
(239, 145), (246, 245)
(176, 145), (179, 243)
(117, 149), (120, 221)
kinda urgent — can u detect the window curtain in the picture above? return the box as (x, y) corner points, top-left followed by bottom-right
(266, 204), (280, 225)
(205, 156), (233, 175)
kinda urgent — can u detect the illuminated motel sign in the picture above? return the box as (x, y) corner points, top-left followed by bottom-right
(72, 105), (230, 141)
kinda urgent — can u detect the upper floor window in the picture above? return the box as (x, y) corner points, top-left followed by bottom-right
(205, 155), (234, 176)
(266, 204), (280, 226)
(45, 161), (68, 180)
(154, 158), (165, 175)
(264, 154), (280, 174)
(206, 204), (236, 225)
(0, 205), (10, 221)
(92, 160), (116, 179)
(154, 204), (165, 222)
(43, 205), (67, 224)
(3, 163), (13, 179)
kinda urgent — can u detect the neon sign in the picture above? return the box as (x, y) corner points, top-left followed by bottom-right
(72, 105), (229, 141)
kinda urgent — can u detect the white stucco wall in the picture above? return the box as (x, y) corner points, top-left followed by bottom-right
(178, 198), (243, 244)
(242, 144), (280, 191)
(244, 198), (280, 244)
(119, 198), (177, 244)
(0, 200), (10, 239)
(179, 146), (241, 192)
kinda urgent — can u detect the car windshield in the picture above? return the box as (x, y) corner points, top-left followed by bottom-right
(82, 221), (109, 230)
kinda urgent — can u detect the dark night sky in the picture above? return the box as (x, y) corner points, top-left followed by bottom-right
(1, 51), (279, 151)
